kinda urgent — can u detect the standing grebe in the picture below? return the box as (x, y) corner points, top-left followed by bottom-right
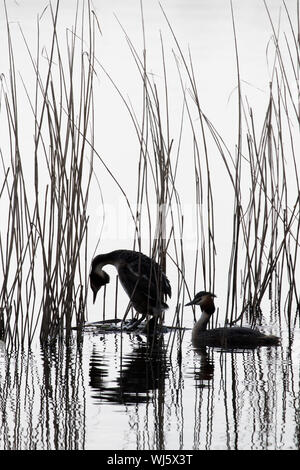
(90, 249), (171, 329)
(185, 291), (280, 348)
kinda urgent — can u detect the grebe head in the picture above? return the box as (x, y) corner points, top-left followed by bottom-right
(185, 291), (216, 306)
(185, 291), (216, 315)
(89, 267), (110, 303)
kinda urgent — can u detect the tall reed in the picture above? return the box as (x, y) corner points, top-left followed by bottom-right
(108, 1), (300, 333)
(1, 1), (299, 350)
(0, 1), (97, 346)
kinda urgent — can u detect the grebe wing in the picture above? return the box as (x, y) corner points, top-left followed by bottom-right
(118, 261), (170, 303)
(124, 253), (171, 298)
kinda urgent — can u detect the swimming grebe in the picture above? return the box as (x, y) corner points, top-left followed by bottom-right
(185, 291), (280, 348)
(90, 249), (172, 329)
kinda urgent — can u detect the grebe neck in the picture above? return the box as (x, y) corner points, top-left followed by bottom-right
(194, 310), (211, 332)
(92, 252), (117, 272)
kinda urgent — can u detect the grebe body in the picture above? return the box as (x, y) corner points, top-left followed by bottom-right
(90, 249), (171, 329)
(186, 291), (279, 348)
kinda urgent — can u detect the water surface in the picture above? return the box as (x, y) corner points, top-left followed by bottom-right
(0, 324), (298, 450)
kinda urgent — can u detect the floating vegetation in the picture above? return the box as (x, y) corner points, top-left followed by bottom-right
(72, 318), (187, 336)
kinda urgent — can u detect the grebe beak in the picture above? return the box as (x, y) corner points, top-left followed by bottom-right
(185, 299), (197, 306)
(185, 292), (216, 307)
(92, 289), (98, 304)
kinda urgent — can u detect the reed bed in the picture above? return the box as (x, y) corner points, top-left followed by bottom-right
(0, 1), (299, 350)
(170, 2), (299, 332)
(0, 1), (97, 347)
(102, 0), (300, 342)
(92, 7), (191, 343)
(222, 1), (300, 328)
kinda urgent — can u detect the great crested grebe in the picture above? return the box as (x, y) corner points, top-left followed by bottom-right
(90, 249), (171, 329)
(185, 291), (280, 348)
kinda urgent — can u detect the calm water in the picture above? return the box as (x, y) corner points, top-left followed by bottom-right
(0, 0), (299, 452)
(0, 323), (299, 450)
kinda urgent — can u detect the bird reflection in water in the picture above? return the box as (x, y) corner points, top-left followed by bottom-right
(190, 347), (214, 387)
(89, 336), (169, 405)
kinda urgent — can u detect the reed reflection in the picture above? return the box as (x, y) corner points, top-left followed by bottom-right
(190, 344), (289, 450)
(0, 339), (86, 450)
(39, 341), (86, 450)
